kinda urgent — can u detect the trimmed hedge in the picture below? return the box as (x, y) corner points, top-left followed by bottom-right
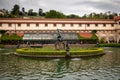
(16, 48), (103, 56)
(0, 44), (4, 48)
(16, 48), (66, 55)
(0, 34), (22, 41)
(70, 48), (103, 55)
(100, 44), (120, 47)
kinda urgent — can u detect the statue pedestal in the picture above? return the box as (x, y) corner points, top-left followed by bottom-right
(65, 52), (70, 58)
(55, 41), (65, 50)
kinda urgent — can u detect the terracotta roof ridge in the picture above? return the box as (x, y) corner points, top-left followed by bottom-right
(0, 18), (114, 21)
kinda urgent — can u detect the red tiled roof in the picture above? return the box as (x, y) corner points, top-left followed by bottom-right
(0, 21), (116, 24)
(17, 33), (24, 37)
(79, 32), (92, 38)
(7, 33), (24, 37)
(0, 18), (114, 21)
(114, 16), (120, 20)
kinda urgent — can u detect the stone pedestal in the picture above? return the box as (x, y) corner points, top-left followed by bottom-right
(55, 41), (65, 50)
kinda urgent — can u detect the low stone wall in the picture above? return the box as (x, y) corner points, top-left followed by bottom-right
(4, 45), (18, 48)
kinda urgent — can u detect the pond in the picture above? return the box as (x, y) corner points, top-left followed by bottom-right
(0, 47), (120, 80)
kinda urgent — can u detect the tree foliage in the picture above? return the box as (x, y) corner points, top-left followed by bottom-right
(82, 12), (118, 19)
(92, 30), (97, 34)
(0, 34), (22, 41)
(0, 4), (119, 18)
(38, 8), (43, 16)
(67, 14), (80, 18)
(11, 4), (20, 17)
(45, 10), (66, 18)
(28, 9), (37, 16)
(0, 30), (6, 34)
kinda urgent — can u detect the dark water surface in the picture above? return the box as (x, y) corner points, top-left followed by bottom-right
(0, 48), (120, 80)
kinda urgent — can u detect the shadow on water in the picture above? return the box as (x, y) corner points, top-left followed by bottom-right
(0, 47), (120, 80)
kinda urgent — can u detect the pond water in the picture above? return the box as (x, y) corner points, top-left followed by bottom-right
(0, 48), (120, 80)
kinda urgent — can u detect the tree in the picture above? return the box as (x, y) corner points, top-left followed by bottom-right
(92, 30), (97, 34)
(21, 7), (26, 16)
(0, 34), (22, 43)
(82, 14), (87, 18)
(0, 30), (6, 34)
(22, 7), (25, 13)
(31, 12), (37, 16)
(28, 9), (33, 16)
(38, 8), (43, 16)
(28, 9), (37, 16)
(45, 10), (66, 18)
(67, 14), (80, 18)
(11, 4), (20, 17)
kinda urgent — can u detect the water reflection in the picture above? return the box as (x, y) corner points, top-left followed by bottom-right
(0, 48), (120, 80)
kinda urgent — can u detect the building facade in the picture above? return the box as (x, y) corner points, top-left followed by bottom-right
(0, 17), (120, 43)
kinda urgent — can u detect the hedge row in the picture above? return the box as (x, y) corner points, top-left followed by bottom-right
(0, 34), (22, 41)
(100, 44), (120, 47)
(16, 48), (66, 55)
(70, 48), (103, 55)
(16, 48), (103, 55)
(0, 44), (4, 48)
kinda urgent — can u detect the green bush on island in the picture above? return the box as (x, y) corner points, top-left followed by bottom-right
(0, 44), (4, 48)
(16, 47), (103, 56)
(0, 33), (22, 44)
(0, 34), (22, 41)
(100, 43), (120, 47)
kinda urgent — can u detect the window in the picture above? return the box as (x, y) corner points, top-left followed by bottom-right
(8, 23), (12, 27)
(62, 24), (65, 27)
(87, 24), (90, 27)
(95, 24), (98, 27)
(111, 24), (114, 27)
(79, 24), (81, 27)
(27, 24), (30, 27)
(0, 24), (2, 26)
(103, 24), (106, 27)
(36, 24), (39, 27)
(45, 24), (48, 27)
(18, 24), (21, 27)
(71, 24), (73, 27)
(54, 24), (56, 27)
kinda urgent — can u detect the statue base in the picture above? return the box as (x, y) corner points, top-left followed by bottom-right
(65, 52), (71, 58)
(55, 41), (65, 50)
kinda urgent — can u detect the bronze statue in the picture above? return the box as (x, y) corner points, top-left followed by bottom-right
(55, 29), (65, 50)
(55, 29), (70, 58)
(57, 29), (62, 42)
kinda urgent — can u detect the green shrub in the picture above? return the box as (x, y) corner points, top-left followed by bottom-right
(0, 44), (4, 48)
(100, 44), (120, 47)
(0, 33), (22, 41)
